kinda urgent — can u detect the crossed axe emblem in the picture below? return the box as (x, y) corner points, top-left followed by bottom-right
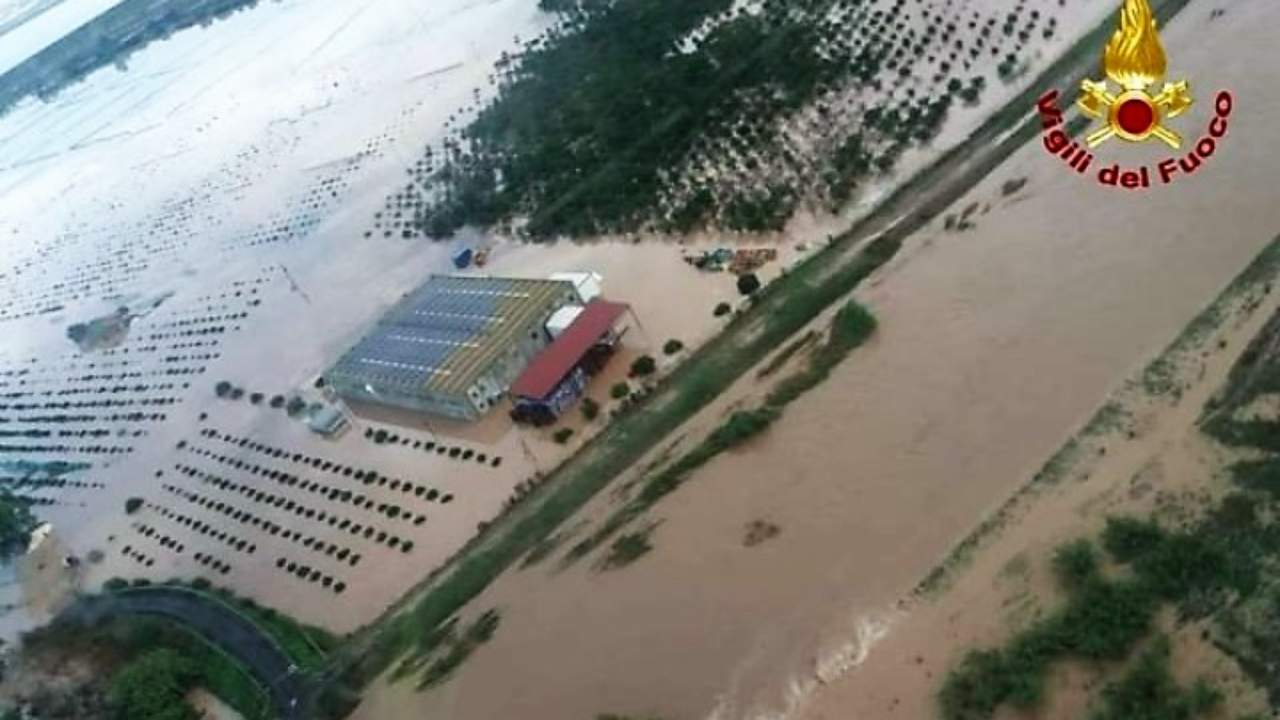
(1078, 79), (1194, 149)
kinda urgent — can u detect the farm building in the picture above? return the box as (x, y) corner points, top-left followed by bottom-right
(326, 274), (585, 421)
(510, 299), (631, 424)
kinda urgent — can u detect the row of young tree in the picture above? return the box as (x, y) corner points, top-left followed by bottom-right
(403, 0), (1048, 239)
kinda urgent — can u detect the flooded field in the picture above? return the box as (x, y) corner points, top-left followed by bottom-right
(0, 0), (762, 635)
(349, 2), (1280, 719)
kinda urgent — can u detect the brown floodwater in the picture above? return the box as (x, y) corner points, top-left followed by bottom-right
(352, 2), (1280, 718)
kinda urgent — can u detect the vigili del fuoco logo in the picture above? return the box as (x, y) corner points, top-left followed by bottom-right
(1034, 0), (1233, 189)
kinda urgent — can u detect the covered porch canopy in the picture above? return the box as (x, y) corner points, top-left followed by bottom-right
(510, 299), (629, 422)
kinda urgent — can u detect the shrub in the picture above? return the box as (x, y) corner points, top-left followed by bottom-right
(603, 527), (655, 570)
(108, 648), (200, 720)
(130, 578), (152, 588)
(1050, 539), (1098, 591)
(1101, 517), (1166, 563)
(125, 497), (144, 515)
(190, 577), (212, 591)
(610, 382), (630, 400)
(714, 302), (732, 317)
(104, 577), (129, 592)
(737, 272), (761, 295)
(629, 355), (656, 378)
(581, 397), (600, 421)
(662, 339), (684, 355)
(1091, 635), (1220, 720)
(0, 491), (36, 557)
(707, 407), (780, 450)
(553, 428), (574, 444)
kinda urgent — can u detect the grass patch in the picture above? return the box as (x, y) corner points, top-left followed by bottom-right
(1090, 635), (1221, 720)
(940, 496), (1274, 720)
(23, 614), (272, 720)
(141, 581), (336, 672)
(756, 330), (818, 379)
(601, 524), (658, 571)
(566, 301), (874, 566)
(415, 610), (501, 691)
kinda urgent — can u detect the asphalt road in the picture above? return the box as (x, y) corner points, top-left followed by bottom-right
(66, 587), (315, 720)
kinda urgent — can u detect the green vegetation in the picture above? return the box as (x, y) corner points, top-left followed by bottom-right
(0, 489), (36, 557)
(415, 610), (502, 691)
(737, 273), (762, 296)
(602, 524), (657, 570)
(108, 580), (336, 672)
(940, 495), (1273, 720)
(125, 497), (144, 514)
(566, 300), (873, 565)
(629, 355), (657, 378)
(1050, 538), (1099, 591)
(756, 330), (818, 379)
(286, 396), (307, 417)
(610, 382), (631, 400)
(188, 583), (335, 671)
(108, 648), (200, 720)
(581, 397), (601, 421)
(714, 302), (732, 317)
(1090, 636), (1220, 720)
(764, 303), (877, 408)
(413, 0), (962, 238)
(25, 614), (271, 720)
(553, 427), (575, 444)
(662, 339), (684, 356)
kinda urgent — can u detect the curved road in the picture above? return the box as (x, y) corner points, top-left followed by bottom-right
(64, 587), (316, 720)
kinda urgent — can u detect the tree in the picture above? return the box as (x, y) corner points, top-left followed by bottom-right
(286, 396), (307, 417)
(249, 392), (264, 405)
(0, 491), (35, 558)
(125, 497), (144, 515)
(714, 302), (732, 317)
(662, 339), (684, 355)
(553, 428), (575, 444)
(610, 382), (630, 400)
(108, 648), (200, 720)
(269, 395), (286, 409)
(214, 381), (232, 398)
(581, 397), (600, 420)
(629, 355), (657, 378)
(737, 273), (761, 295)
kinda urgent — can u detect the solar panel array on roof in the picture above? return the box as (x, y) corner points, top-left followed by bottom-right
(326, 274), (580, 419)
(333, 276), (515, 391)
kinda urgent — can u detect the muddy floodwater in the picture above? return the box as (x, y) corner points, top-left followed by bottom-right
(351, 3), (1280, 719)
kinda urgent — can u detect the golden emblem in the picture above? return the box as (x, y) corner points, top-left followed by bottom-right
(1078, 0), (1193, 148)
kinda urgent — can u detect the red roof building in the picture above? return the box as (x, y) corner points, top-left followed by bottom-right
(510, 299), (629, 400)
